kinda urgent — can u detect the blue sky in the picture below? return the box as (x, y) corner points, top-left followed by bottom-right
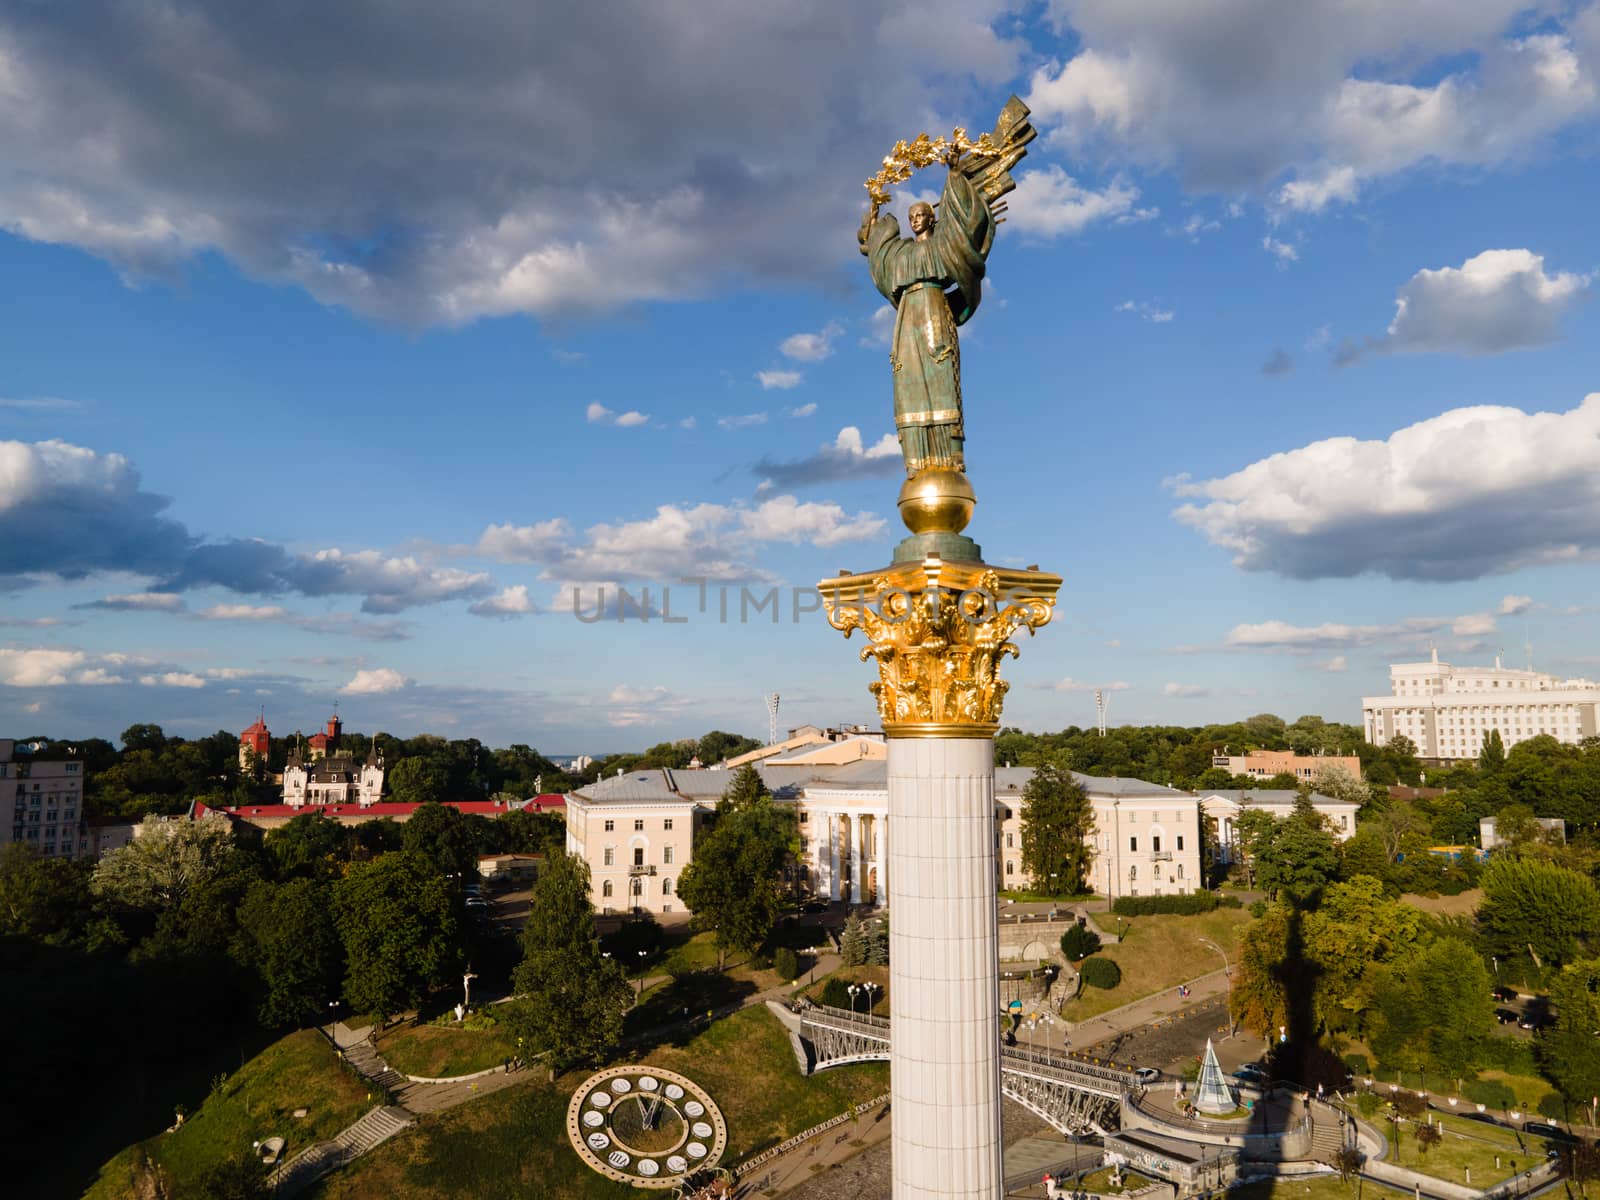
(4, 1), (1600, 753)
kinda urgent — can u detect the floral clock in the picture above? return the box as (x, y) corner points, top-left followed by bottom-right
(566, 1065), (728, 1188)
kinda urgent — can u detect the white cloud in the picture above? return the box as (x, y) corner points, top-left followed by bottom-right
(1316, 655), (1348, 672)
(1262, 235), (1299, 265)
(85, 591), (185, 612)
(1052, 678), (1131, 691)
(1452, 612), (1498, 637)
(0, 3), (1030, 325)
(736, 495), (886, 548)
(285, 548), (493, 613)
(1223, 611), (1500, 650)
(1499, 594), (1534, 615)
(1115, 299), (1174, 323)
(1164, 682), (1210, 698)
(1344, 249), (1590, 362)
(139, 671), (205, 689)
(606, 683), (687, 728)
(1028, 3), (1598, 206)
(755, 425), (902, 487)
(199, 603), (292, 621)
(1005, 166), (1143, 237)
(0, 395), (81, 411)
(780, 321), (843, 362)
(756, 369), (803, 391)
(860, 306), (896, 349)
(787, 403), (818, 418)
(1173, 394), (1600, 580)
(477, 518), (571, 563)
(679, 416), (697, 430)
(340, 667), (411, 695)
(587, 402), (650, 427)
(0, 648), (125, 687)
(718, 411), (770, 429)
(468, 585), (537, 618)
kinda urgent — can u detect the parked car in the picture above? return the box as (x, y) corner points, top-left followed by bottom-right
(1524, 1121), (1577, 1143)
(1518, 1013), (1552, 1031)
(465, 896), (490, 909)
(1232, 1067), (1266, 1085)
(1491, 985), (1519, 1002)
(1134, 1067), (1161, 1083)
(1461, 1112), (1502, 1126)
(1495, 1008), (1520, 1024)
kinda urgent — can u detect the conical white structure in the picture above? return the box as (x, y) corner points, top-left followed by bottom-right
(1194, 1038), (1235, 1114)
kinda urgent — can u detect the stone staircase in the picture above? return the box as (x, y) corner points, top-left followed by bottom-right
(341, 1036), (408, 1093)
(270, 1105), (414, 1196)
(1307, 1120), (1352, 1166)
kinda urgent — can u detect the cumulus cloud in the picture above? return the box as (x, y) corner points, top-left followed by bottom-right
(476, 519), (571, 563)
(607, 683), (688, 727)
(1500, 594), (1534, 615)
(1, 439), (190, 581)
(196, 603), (410, 641)
(755, 369), (803, 391)
(780, 321), (843, 362)
(1262, 235), (1298, 265)
(1028, 2), (1599, 206)
(1004, 166), (1144, 237)
(1052, 678), (1131, 691)
(478, 493), (885, 584)
(1341, 249), (1590, 363)
(0, 395), (81, 411)
(0, 647), (125, 686)
(468, 585), (537, 618)
(587, 401), (650, 427)
(0, 3), (1031, 325)
(1164, 682), (1210, 698)
(1115, 299), (1174, 323)
(1222, 612), (1498, 650)
(139, 671), (205, 689)
(1172, 394), (1600, 581)
(1316, 655), (1348, 672)
(754, 426), (902, 488)
(340, 667), (411, 695)
(718, 411), (769, 429)
(80, 591), (185, 612)
(787, 403), (818, 418)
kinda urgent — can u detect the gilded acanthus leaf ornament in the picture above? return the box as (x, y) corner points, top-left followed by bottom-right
(821, 560), (1057, 734)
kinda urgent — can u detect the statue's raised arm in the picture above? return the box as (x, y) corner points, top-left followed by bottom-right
(860, 97), (1035, 478)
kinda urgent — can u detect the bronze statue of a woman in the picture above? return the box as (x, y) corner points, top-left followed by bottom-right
(858, 97), (1034, 481)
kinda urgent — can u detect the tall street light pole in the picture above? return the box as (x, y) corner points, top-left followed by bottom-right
(1198, 937), (1230, 978)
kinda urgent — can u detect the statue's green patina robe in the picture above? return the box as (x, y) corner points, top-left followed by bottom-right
(864, 168), (998, 476)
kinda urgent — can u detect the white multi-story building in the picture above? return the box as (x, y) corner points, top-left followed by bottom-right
(1362, 650), (1600, 761)
(563, 756), (1271, 915)
(1, 738), (89, 859)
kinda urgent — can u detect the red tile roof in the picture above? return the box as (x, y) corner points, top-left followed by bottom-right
(212, 800), (514, 819)
(528, 793), (567, 809)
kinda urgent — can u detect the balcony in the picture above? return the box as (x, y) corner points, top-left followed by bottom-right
(1150, 850), (1173, 862)
(628, 864), (657, 877)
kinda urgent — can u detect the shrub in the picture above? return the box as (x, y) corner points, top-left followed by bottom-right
(1078, 956), (1122, 990)
(1464, 1078), (1517, 1110)
(774, 947), (799, 982)
(1538, 1092), (1569, 1121)
(1060, 924), (1102, 962)
(1111, 893), (1232, 916)
(1249, 899), (1268, 919)
(1343, 1053), (1370, 1076)
(749, 951), (773, 971)
(820, 977), (851, 1009)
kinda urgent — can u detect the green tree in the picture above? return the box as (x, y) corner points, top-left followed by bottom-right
(1019, 764), (1095, 895)
(0, 843), (89, 942)
(1478, 857), (1600, 968)
(401, 801), (481, 878)
(387, 757), (447, 806)
(1539, 958), (1600, 1104)
(865, 915), (889, 966)
(1480, 729), (1507, 771)
(234, 878), (343, 1027)
(718, 765), (768, 811)
(332, 850), (461, 1022)
(498, 808), (565, 855)
(119, 723), (169, 753)
(676, 780), (797, 969)
(1254, 816), (1339, 906)
(1059, 924), (1102, 962)
(839, 914), (866, 966)
(265, 812), (349, 880)
(91, 814), (238, 910)
(507, 851), (630, 1074)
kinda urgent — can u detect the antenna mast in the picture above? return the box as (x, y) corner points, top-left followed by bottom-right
(1094, 688), (1109, 737)
(765, 692), (781, 746)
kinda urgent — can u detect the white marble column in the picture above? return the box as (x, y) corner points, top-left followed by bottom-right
(828, 811), (841, 901)
(850, 812), (863, 905)
(888, 735), (1001, 1200)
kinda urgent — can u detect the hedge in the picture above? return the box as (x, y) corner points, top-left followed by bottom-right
(1078, 956), (1122, 989)
(1110, 893), (1242, 916)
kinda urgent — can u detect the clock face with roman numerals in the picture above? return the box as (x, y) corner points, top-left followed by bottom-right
(566, 1065), (727, 1187)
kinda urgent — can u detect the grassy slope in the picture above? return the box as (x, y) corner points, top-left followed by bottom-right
(1062, 908), (1255, 1019)
(377, 1023), (519, 1078)
(317, 1005), (888, 1199)
(85, 1029), (370, 1200)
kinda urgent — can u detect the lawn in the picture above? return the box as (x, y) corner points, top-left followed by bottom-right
(315, 1006), (887, 1199)
(1058, 908), (1255, 1020)
(1229, 1176), (1414, 1200)
(1075, 1167), (1153, 1193)
(376, 1021), (519, 1079)
(1384, 1109), (1527, 1186)
(84, 1029), (371, 1200)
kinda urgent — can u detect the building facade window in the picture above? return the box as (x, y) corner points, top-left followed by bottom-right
(663, 878), (673, 895)
(634, 819), (644, 831)
(603, 880), (613, 897)
(1129, 837), (1138, 852)
(604, 848), (614, 866)
(1006, 861), (1014, 875)
(634, 847), (644, 866)
(663, 846), (674, 865)
(1176, 835), (1184, 851)
(1152, 835), (1162, 853)
(664, 818), (673, 830)
(604, 819), (614, 832)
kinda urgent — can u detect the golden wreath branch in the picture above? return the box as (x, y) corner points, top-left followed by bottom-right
(864, 127), (1002, 206)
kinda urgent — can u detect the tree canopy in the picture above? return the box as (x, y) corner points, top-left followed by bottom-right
(1018, 763), (1094, 894)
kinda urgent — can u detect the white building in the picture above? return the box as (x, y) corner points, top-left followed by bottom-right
(283, 744), (385, 806)
(1362, 650), (1600, 761)
(1, 738), (89, 859)
(1198, 790), (1360, 865)
(562, 756), (1291, 915)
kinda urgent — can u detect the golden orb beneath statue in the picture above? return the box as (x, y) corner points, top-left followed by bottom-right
(897, 468), (976, 536)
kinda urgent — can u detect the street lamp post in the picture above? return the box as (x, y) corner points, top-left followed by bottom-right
(1199, 936), (1230, 978)
(636, 949), (647, 1004)
(326, 1000), (339, 1041)
(848, 984), (861, 1014)
(862, 980), (880, 1015)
